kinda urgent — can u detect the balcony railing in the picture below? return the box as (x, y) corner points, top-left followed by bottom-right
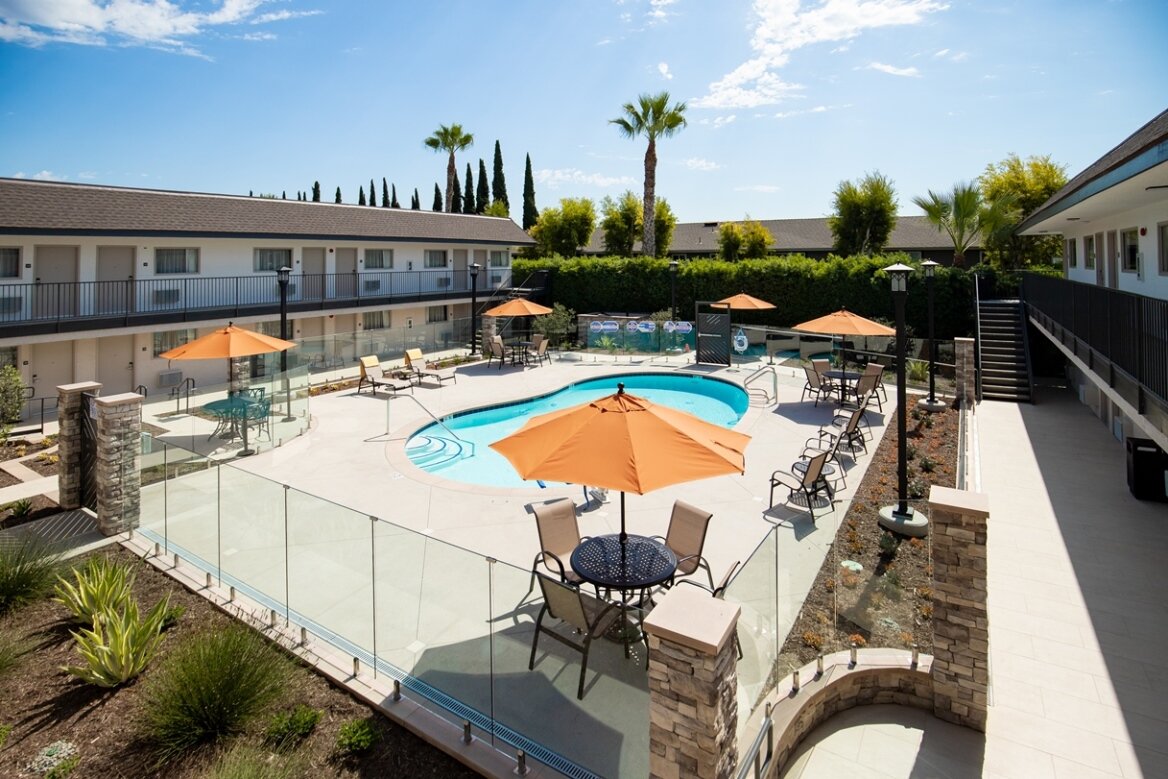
(0, 269), (504, 337)
(1021, 273), (1168, 406)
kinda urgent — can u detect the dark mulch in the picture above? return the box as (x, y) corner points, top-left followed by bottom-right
(0, 469), (18, 489)
(0, 546), (483, 778)
(19, 452), (58, 478)
(0, 438), (54, 462)
(777, 396), (959, 673)
(0, 495), (62, 531)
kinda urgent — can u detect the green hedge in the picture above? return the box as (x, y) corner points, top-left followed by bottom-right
(514, 254), (977, 339)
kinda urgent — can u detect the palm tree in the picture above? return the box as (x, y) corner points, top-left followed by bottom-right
(424, 123), (474, 213)
(610, 92), (687, 258)
(912, 183), (1016, 268)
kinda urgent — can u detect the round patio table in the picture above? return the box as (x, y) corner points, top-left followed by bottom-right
(203, 396), (259, 456)
(823, 369), (861, 404)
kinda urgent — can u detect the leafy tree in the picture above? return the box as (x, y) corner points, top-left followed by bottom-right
(739, 218), (773, 259)
(609, 91), (688, 258)
(334, 187), (342, 204)
(653, 198), (678, 258)
(432, 183), (442, 211)
(381, 177), (389, 207)
(411, 188), (420, 210)
(530, 198), (596, 257)
(476, 159), (489, 214)
(358, 186), (366, 206)
(717, 223), (744, 261)
(828, 171), (898, 256)
(452, 169), (463, 213)
(522, 153), (538, 230)
(492, 140), (509, 211)
(0, 365), (24, 442)
(913, 182), (1016, 268)
(423, 123), (474, 213)
(532, 302), (576, 346)
(462, 163), (475, 215)
(979, 154), (1068, 269)
(391, 184), (400, 208)
(484, 200), (509, 217)
(312, 181), (321, 202)
(600, 191), (643, 256)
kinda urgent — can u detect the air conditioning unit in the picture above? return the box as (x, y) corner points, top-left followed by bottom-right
(153, 289), (180, 305)
(0, 297), (21, 315)
(363, 279), (381, 292)
(437, 277), (451, 287)
(157, 369), (184, 388)
(490, 274), (503, 285)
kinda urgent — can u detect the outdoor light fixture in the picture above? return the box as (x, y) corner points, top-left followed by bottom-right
(669, 259), (679, 323)
(469, 262), (481, 355)
(920, 260), (946, 413)
(882, 262), (915, 522)
(277, 266), (294, 421)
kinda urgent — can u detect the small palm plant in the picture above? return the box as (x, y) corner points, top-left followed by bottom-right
(54, 556), (136, 626)
(63, 595), (171, 687)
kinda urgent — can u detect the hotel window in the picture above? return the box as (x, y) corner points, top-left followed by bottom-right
(1083, 234), (1095, 269)
(1159, 223), (1168, 274)
(254, 248), (292, 272)
(256, 321), (283, 337)
(155, 248), (199, 274)
(365, 249), (393, 269)
(362, 311), (388, 330)
(0, 248), (20, 278)
(1065, 238), (1077, 268)
(489, 250), (508, 267)
(424, 250), (447, 269)
(426, 305), (448, 323)
(1121, 228), (1139, 273)
(0, 346), (16, 368)
(153, 328), (196, 357)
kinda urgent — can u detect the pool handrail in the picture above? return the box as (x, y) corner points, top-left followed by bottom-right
(393, 393), (476, 457)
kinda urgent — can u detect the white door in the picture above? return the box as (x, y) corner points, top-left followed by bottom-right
(302, 247), (325, 300)
(31, 340), (73, 398)
(96, 246), (135, 314)
(453, 249), (468, 290)
(34, 246), (79, 319)
(97, 335), (134, 394)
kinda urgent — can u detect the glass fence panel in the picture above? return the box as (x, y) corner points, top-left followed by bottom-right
(488, 556), (651, 779)
(217, 467), (287, 608)
(369, 519), (430, 674)
(285, 489), (374, 657)
(148, 444), (219, 566)
(725, 525), (778, 744)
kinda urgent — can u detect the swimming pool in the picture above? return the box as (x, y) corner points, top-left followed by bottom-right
(405, 373), (749, 488)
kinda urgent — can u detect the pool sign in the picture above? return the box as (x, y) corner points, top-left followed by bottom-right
(636, 321), (656, 333)
(663, 320), (676, 333)
(589, 320), (603, 333)
(601, 320), (620, 332)
(674, 321), (693, 334)
(625, 320), (639, 332)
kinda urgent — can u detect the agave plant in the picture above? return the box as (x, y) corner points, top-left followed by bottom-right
(63, 595), (170, 687)
(54, 556), (135, 627)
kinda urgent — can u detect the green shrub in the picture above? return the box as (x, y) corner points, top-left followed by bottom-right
(920, 456), (938, 473)
(906, 359), (929, 383)
(45, 754), (80, 779)
(160, 602), (185, 631)
(63, 595), (170, 688)
(878, 532), (899, 555)
(0, 535), (61, 614)
(204, 743), (305, 779)
(4, 498), (32, 518)
(54, 556), (135, 626)
(264, 704), (321, 752)
(0, 723), (12, 749)
(0, 631), (32, 677)
(142, 624), (291, 763)
(335, 718), (378, 756)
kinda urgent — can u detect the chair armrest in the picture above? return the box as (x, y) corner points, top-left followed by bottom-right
(770, 469), (799, 490)
(541, 551), (570, 581)
(675, 578), (715, 595)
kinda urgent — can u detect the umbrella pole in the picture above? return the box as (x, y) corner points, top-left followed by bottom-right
(619, 491), (627, 544)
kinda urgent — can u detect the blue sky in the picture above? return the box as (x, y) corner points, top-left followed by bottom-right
(1, 0), (1166, 223)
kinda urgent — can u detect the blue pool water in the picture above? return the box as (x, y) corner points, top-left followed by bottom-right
(405, 373), (749, 488)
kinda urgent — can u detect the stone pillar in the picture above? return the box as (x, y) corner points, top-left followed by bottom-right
(94, 392), (143, 535)
(643, 586), (740, 779)
(954, 337), (975, 408)
(56, 381), (102, 510)
(929, 485), (990, 731)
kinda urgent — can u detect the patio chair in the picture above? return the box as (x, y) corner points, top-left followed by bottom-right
(404, 348), (457, 386)
(806, 405), (869, 458)
(840, 372), (882, 412)
(798, 430), (849, 492)
(526, 338), (550, 367)
(811, 359), (837, 392)
(485, 337), (507, 368)
(800, 364), (828, 406)
(528, 573), (621, 700)
(676, 561), (744, 659)
(770, 450), (834, 521)
(246, 395), (272, 441)
(862, 362), (888, 403)
(357, 355), (413, 395)
(654, 500), (715, 590)
(528, 499), (588, 593)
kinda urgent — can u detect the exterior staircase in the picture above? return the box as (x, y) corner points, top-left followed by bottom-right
(978, 300), (1033, 402)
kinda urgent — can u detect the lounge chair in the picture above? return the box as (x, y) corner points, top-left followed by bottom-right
(770, 450), (834, 521)
(356, 355), (413, 395)
(528, 499), (587, 592)
(528, 574), (621, 700)
(654, 500), (714, 590)
(404, 348), (457, 386)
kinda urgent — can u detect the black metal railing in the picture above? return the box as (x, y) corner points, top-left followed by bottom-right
(1021, 274), (1168, 405)
(0, 269), (510, 335)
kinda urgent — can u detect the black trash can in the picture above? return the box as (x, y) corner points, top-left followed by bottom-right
(1126, 437), (1168, 502)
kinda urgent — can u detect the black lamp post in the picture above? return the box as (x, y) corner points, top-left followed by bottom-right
(669, 259), (679, 322)
(885, 262), (913, 519)
(469, 262), (481, 355)
(920, 260), (946, 412)
(277, 266), (295, 422)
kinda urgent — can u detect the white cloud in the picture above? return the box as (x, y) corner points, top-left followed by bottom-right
(950, 50), (968, 61)
(596, 37), (613, 45)
(933, 48), (949, 57)
(534, 168), (636, 189)
(775, 104), (849, 118)
(685, 157), (720, 171)
(658, 62), (673, 80)
(0, 0), (323, 56)
(240, 31), (275, 41)
(713, 114), (736, 128)
(13, 170), (65, 181)
(866, 61), (920, 77)
(694, 0), (947, 109)
(734, 184), (780, 193)
(77, 171), (97, 179)
(648, 0), (678, 22)
(830, 41), (851, 53)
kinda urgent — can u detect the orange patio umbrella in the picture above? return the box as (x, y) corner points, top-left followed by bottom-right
(483, 298), (554, 317)
(161, 322), (297, 389)
(490, 383), (750, 542)
(715, 292), (776, 311)
(792, 309), (894, 337)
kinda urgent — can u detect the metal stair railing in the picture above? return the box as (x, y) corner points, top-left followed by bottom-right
(743, 365), (778, 406)
(974, 274), (983, 402)
(384, 393), (474, 457)
(1017, 297), (1036, 403)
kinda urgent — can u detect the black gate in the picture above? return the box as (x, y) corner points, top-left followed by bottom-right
(695, 303), (731, 367)
(80, 391), (98, 510)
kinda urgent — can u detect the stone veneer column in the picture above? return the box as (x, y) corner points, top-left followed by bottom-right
(56, 382), (102, 510)
(643, 585), (740, 779)
(94, 392), (143, 535)
(929, 485), (990, 732)
(954, 337), (976, 408)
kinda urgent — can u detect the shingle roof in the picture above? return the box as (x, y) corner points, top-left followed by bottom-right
(0, 178), (535, 245)
(581, 215), (962, 254)
(1018, 108), (1168, 231)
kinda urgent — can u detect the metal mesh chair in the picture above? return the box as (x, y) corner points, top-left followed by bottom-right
(528, 574), (622, 699)
(528, 499), (587, 592)
(770, 450), (834, 521)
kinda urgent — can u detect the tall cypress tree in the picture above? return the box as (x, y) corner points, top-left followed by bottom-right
(522, 153), (538, 230)
(381, 177), (389, 207)
(366, 178), (373, 206)
(432, 184), (443, 211)
(476, 159), (489, 214)
(391, 184), (400, 208)
(462, 163), (475, 215)
(492, 141), (508, 210)
(312, 181), (321, 202)
(358, 186), (367, 206)
(282, 191), (286, 199)
(412, 188), (420, 210)
(334, 186), (342, 204)
(451, 171), (463, 213)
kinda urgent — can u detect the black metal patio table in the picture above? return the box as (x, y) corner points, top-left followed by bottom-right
(570, 534), (677, 657)
(824, 369), (861, 405)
